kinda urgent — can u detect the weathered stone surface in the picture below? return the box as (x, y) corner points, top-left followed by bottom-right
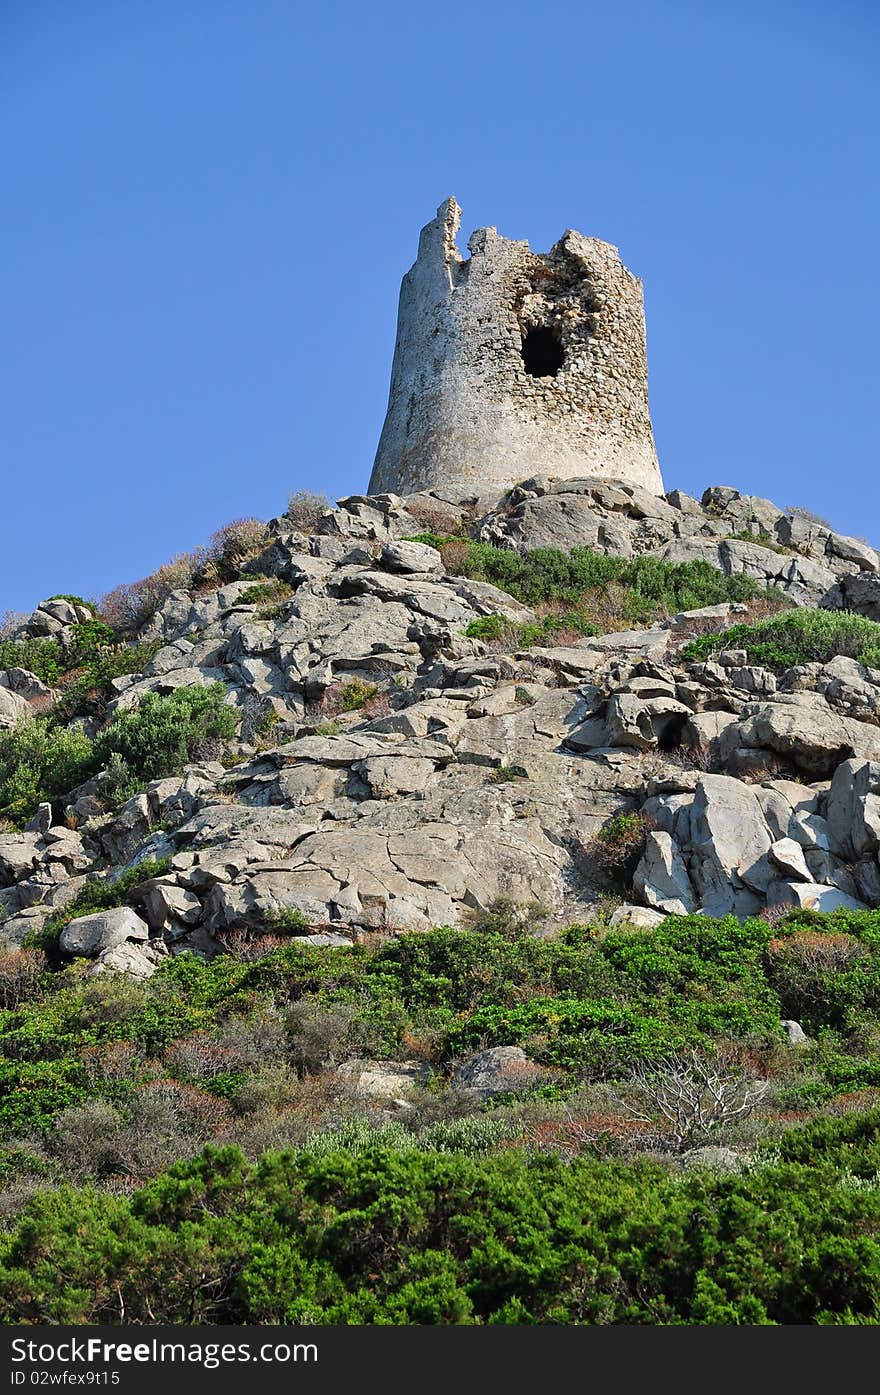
(827, 759), (880, 859)
(380, 540), (443, 575)
(781, 1019), (810, 1046)
(769, 838), (812, 882)
(633, 831), (696, 915)
(688, 775), (772, 915)
(337, 1059), (432, 1098)
(0, 686), (30, 729)
(60, 906), (150, 957)
(766, 881), (869, 913)
(741, 693), (880, 776)
(369, 200), (662, 497)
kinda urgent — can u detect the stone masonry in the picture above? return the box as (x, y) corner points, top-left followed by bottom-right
(369, 198), (663, 497)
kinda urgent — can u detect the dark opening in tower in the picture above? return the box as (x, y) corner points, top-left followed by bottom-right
(521, 326), (564, 378)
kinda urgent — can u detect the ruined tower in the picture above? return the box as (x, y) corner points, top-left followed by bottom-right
(369, 198), (663, 497)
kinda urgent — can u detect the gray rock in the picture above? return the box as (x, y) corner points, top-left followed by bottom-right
(827, 758), (880, 859)
(766, 880), (869, 913)
(59, 906), (149, 957)
(92, 940), (165, 979)
(781, 1019), (809, 1046)
(0, 686), (30, 729)
(607, 903), (667, 929)
(380, 540), (444, 575)
(337, 1059), (432, 1098)
(24, 803), (52, 835)
(769, 837), (812, 882)
(633, 831), (696, 915)
(688, 774), (772, 915)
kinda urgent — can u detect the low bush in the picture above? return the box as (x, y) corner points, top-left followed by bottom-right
(0, 718), (95, 826)
(7, 1121), (880, 1322)
(450, 543), (780, 648)
(92, 683), (238, 801)
(0, 637), (63, 686)
(578, 812), (653, 890)
(448, 542), (771, 613)
(0, 683), (237, 827)
(202, 518), (267, 583)
(681, 608), (880, 673)
(286, 490), (330, 533)
(339, 679), (379, 712)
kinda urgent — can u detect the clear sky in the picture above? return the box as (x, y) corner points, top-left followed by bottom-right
(2, 0), (877, 615)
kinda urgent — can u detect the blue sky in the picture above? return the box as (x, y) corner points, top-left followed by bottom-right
(2, 0), (877, 614)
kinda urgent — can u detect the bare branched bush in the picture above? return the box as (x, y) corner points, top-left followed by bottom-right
(216, 928), (291, 961)
(766, 931), (869, 1015)
(0, 610), (27, 640)
(49, 1099), (127, 1178)
(404, 496), (464, 536)
(759, 902), (797, 929)
(286, 490), (330, 533)
(98, 550), (205, 632)
(205, 517), (267, 576)
(522, 1107), (667, 1161)
(80, 1039), (146, 1088)
(164, 1032), (237, 1081)
(576, 811), (655, 890)
(360, 690), (392, 721)
(438, 538), (472, 573)
(0, 947), (45, 1009)
(620, 1049), (769, 1152)
(286, 1000), (360, 1074)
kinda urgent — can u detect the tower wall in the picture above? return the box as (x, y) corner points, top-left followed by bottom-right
(369, 198), (663, 497)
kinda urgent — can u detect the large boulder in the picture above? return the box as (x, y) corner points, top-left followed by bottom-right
(59, 906), (149, 957)
(688, 774), (773, 915)
(633, 831), (696, 915)
(827, 759), (880, 859)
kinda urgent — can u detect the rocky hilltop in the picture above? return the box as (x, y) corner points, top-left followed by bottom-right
(2, 474), (880, 975)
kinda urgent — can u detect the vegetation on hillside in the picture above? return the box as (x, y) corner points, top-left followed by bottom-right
(681, 608), (880, 673)
(0, 684), (237, 826)
(408, 536), (786, 647)
(4, 906), (880, 1322)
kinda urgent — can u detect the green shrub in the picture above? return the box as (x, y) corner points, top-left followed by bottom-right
(0, 637), (63, 685)
(92, 684), (238, 799)
(62, 620), (118, 670)
(681, 609), (880, 673)
(53, 639), (163, 723)
(403, 532), (463, 550)
(447, 542), (770, 613)
(7, 1128), (880, 1323)
(339, 679), (378, 712)
(0, 718), (95, 826)
(263, 906), (312, 934)
(238, 579), (289, 606)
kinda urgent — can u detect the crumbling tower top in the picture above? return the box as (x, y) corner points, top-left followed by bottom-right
(369, 197), (663, 497)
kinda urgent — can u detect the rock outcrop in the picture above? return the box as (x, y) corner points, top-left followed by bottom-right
(2, 477), (879, 972)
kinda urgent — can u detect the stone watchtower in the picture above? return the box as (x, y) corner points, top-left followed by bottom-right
(369, 198), (663, 497)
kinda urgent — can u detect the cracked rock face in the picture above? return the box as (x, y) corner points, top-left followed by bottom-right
(3, 476), (880, 971)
